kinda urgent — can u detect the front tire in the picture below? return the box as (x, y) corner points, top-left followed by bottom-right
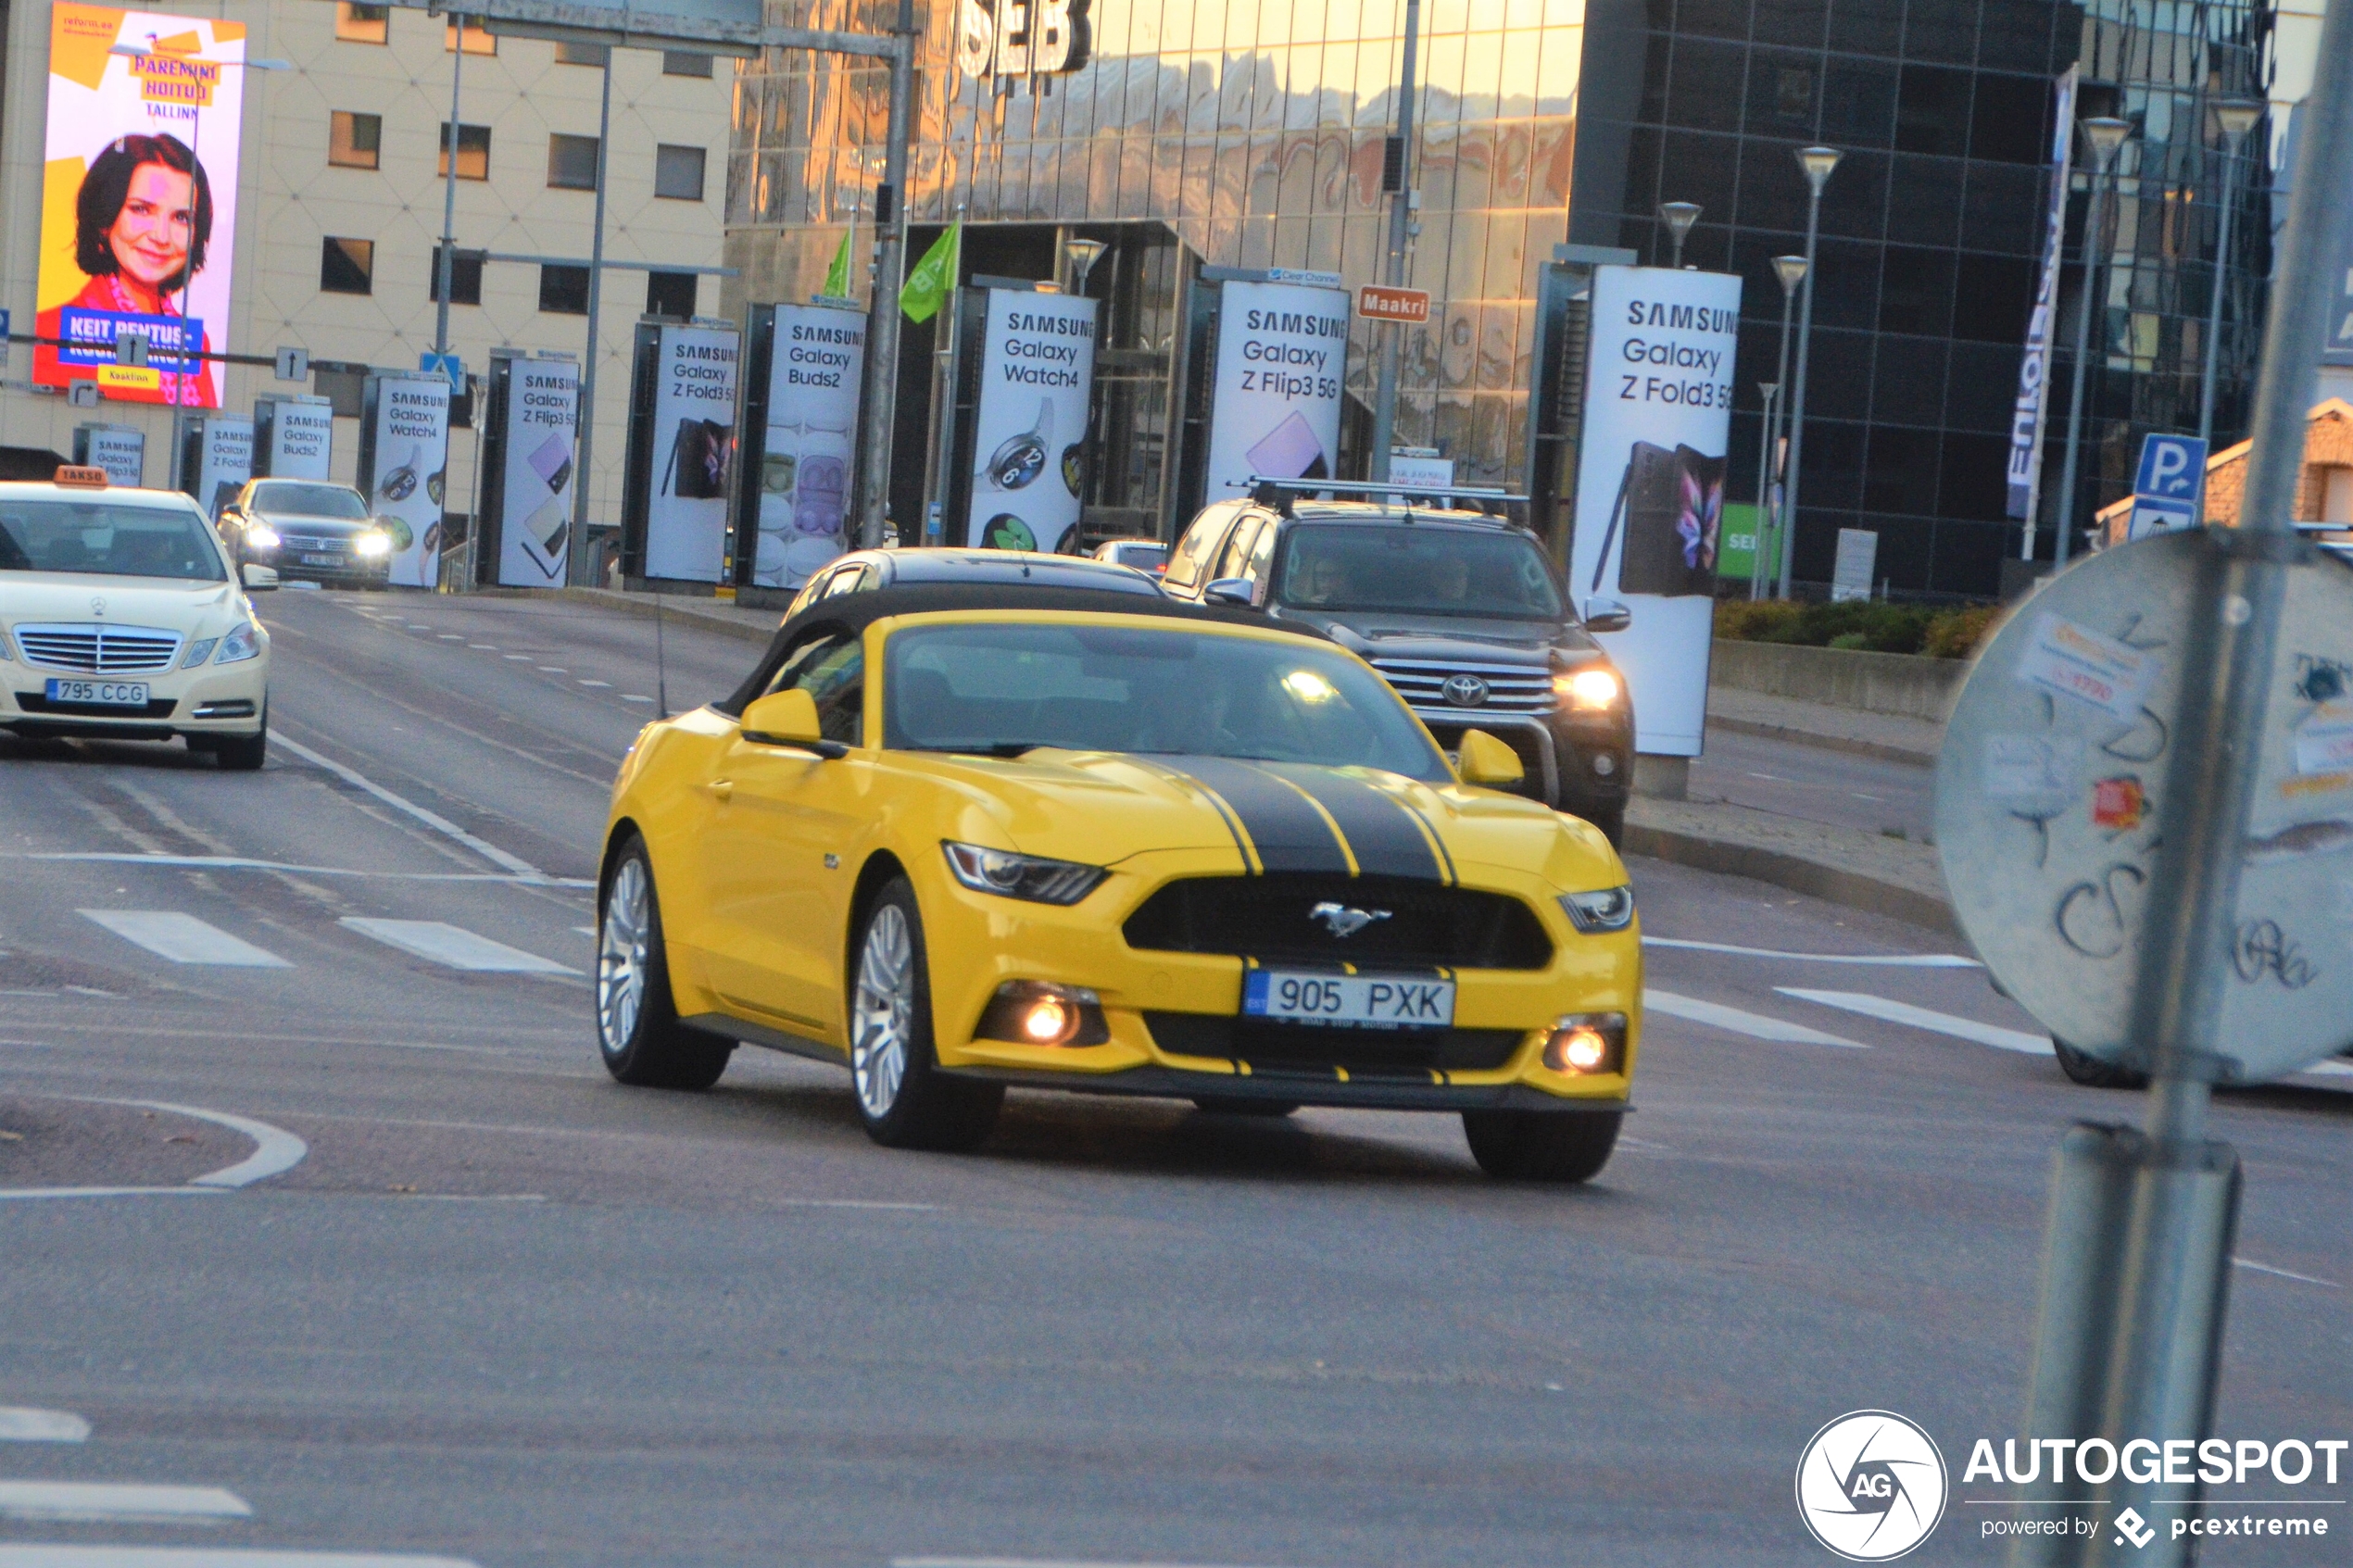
(597, 837), (733, 1090)
(1463, 1110), (1620, 1183)
(2054, 1038), (2146, 1089)
(208, 714), (268, 771)
(849, 879), (1001, 1151)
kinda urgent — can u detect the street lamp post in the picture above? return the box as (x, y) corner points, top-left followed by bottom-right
(2054, 116), (2133, 569)
(1659, 202), (1701, 270)
(1767, 254), (1806, 600)
(1779, 148), (1839, 600)
(567, 53), (616, 584)
(2197, 99), (2263, 445)
(1367, 0), (1423, 484)
(434, 17), (468, 371)
(1750, 380), (1779, 601)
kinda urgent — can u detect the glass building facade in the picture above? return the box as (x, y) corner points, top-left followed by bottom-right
(724, 0), (2270, 595)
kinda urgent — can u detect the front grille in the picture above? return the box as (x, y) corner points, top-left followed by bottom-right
(280, 533), (344, 553)
(1145, 1012), (1525, 1075)
(16, 693), (177, 718)
(1369, 657), (1557, 715)
(1123, 874), (1554, 970)
(13, 623), (184, 673)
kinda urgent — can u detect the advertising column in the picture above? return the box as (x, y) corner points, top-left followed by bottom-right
(480, 352), (581, 587)
(624, 320), (739, 583)
(1202, 275), (1349, 502)
(1564, 264), (1743, 759)
(961, 289), (1097, 551)
(71, 424), (145, 485)
(33, 4), (247, 408)
(181, 415), (250, 515)
(357, 370), (453, 588)
(739, 301), (865, 589)
(252, 395), (333, 479)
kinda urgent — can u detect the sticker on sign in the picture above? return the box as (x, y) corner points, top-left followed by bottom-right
(2012, 612), (2161, 721)
(1357, 285), (1431, 323)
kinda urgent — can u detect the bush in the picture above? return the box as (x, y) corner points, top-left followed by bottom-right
(1826, 631), (1869, 650)
(1714, 596), (1999, 659)
(1714, 599), (1807, 643)
(1922, 603), (2001, 659)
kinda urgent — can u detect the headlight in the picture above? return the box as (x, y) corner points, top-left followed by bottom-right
(942, 841), (1106, 905)
(181, 638), (219, 668)
(353, 529), (391, 558)
(1555, 666), (1622, 710)
(1560, 884), (1635, 933)
(245, 524), (282, 549)
(214, 621), (263, 664)
(0, 630), (12, 662)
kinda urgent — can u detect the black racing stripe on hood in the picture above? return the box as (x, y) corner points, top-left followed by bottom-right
(1164, 757), (1351, 874)
(1257, 764), (1449, 883)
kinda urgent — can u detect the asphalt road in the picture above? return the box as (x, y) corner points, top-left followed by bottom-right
(0, 586), (2343, 1568)
(1688, 726), (1936, 839)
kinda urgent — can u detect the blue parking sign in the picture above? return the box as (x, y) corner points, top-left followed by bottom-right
(2133, 433), (2208, 504)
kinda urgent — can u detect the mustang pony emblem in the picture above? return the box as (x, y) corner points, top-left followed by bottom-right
(1308, 901), (1390, 938)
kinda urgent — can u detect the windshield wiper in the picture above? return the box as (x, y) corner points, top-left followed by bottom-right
(930, 741), (1052, 758)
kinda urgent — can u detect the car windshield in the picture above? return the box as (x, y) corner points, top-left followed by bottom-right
(252, 482), (369, 519)
(1277, 524), (1566, 619)
(885, 621), (1451, 782)
(0, 499), (227, 582)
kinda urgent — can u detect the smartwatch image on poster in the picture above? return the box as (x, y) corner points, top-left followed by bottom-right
(1246, 409), (1330, 482)
(980, 399), (1053, 492)
(1590, 441), (1723, 599)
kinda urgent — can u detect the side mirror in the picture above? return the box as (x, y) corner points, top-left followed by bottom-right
(1582, 597), (1632, 633)
(1203, 576), (1255, 607)
(1455, 728), (1525, 787)
(241, 563), (280, 591)
(741, 688), (847, 759)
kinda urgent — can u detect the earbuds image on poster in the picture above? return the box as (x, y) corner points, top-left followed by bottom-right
(1564, 265), (1743, 759)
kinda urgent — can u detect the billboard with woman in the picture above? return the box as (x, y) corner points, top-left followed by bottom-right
(33, 5), (245, 408)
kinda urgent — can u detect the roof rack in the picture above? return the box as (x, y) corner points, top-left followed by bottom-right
(1242, 475), (1524, 518)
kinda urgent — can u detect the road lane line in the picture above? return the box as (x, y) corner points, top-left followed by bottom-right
(0, 1411), (88, 1443)
(2233, 1257), (2340, 1287)
(1643, 937), (1980, 967)
(50, 1098), (309, 1189)
(0, 1482), (250, 1523)
(0, 1552), (481, 1567)
(0, 1188), (228, 1202)
(577, 680), (610, 687)
(1775, 989), (2055, 1055)
(340, 919), (580, 974)
(622, 695), (654, 703)
(1642, 990), (1868, 1047)
(78, 912), (290, 969)
(23, 853), (589, 888)
(271, 734), (550, 882)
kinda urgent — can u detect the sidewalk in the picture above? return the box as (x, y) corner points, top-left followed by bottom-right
(1705, 684), (1943, 765)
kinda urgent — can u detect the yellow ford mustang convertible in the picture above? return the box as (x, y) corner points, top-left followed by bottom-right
(597, 583), (1642, 1181)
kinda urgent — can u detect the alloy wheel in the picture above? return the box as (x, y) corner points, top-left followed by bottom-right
(598, 857), (650, 1057)
(851, 904), (914, 1117)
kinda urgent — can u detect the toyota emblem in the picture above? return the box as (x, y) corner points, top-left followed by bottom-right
(1441, 673), (1490, 708)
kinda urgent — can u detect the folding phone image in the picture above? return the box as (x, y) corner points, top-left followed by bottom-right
(1245, 410), (1329, 481)
(661, 418), (735, 500)
(1591, 440), (1724, 599)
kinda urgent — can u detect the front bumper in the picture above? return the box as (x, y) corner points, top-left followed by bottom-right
(942, 1062), (1629, 1113)
(1, 659), (269, 739)
(247, 544), (391, 584)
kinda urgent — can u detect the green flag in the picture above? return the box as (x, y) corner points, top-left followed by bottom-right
(899, 222), (961, 324)
(824, 230), (853, 299)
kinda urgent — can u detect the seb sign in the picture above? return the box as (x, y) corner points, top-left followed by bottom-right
(956, 0), (1090, 77)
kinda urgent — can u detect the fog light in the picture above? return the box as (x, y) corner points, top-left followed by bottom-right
(976, 980), (1111, 1047)
(1592, 752), (1617, 776)
(1022, 993), (1072, 1042)
(1542, 1012), (1627, 1075)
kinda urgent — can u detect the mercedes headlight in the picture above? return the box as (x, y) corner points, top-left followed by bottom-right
(1560, 884), (1635, 933)
(181, 637), (219, 669)
(214, 621), (263, 664)
(942, 841), (1106, 905)
(246, 523), (282, 549)
(353, 529), (391, 558)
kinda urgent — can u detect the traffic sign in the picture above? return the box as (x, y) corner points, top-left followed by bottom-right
(2133, 432), (2208, 503)
(0, 307), (10, 370)
(1936, 529), (2353, 1081)
(421, 352), (464, 393)
(276, 346), (310, 383)
(2126, 495), (2198, 540)
(1357, 284), (1431, 323)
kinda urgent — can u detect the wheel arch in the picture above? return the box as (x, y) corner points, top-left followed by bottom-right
(600, 816), (647, 898)
(845, 847), (911, 988)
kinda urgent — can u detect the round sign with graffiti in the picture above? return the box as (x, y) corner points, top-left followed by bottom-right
(1936, 528), (2353, 1080)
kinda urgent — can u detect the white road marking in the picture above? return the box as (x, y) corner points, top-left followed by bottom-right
(502, 654), (532, 660)
(466, 644), (497, 650)
(0, 1187), (228, 1202)
(340, 919), (580, 974)
(2233, 1257), (2340, 1286)
(622, 694), (654, 703)
(272, 734), (550, 882)
(0, 1482), (250, 1523)
(79, 911), (289, 969)
(37, 1098), (310, 1191)
(1744, 771), (1790, 782)
(536, 666), (566, 673)
(1776, 989), (2056, 1055)
(0, 1553), (481, 1567)
(577, 679), (610, 688)
(0, 1410), (88, 1443)
(2301, 1059), (2353, 1078)
(574, 925), (597, 937)
(436, 634), (462, 641)
(1643, 936), (1980, 967)
(895, 1560), (1282, 1568)
(1642, 990), (1868, 1047)
(20, 853), (588, 888)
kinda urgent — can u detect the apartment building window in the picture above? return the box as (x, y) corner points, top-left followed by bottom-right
(334, 4), (388, 44)
(547, 134), (600, 190)
(321, 238), (374, 295)
(646, 271), (698, 320)
(539, 264), (591, 314)
(662, 51), (713, 77)
(328, 111), (382, 169)
(653, 144), (706, 202)
(445, 19), (496, 54)
(438, 123), (491, 182)
(429, 246), (484, 306)
(556, 41), (610, 66)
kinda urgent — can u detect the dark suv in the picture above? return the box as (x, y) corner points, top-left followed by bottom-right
(1162, 489), (1634, 843)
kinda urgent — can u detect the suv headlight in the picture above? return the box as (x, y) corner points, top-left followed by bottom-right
(353, 529), (392, 558)
(942, 842), (1106, 905)
(246, 523), (282, 549)
(1554, 666), (1622, 710)
(214, 621), (263, 665)
(1560, 884), (1634, 933)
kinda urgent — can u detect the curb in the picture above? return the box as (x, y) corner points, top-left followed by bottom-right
(472, 585), (779, 646)
(1705, 714), (1938, 768)
(1622, 821), (1961, 937)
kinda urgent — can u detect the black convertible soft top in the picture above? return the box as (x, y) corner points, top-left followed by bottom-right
(720, 581), (1326, 715)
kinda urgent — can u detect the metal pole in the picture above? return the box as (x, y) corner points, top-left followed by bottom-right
(1767, 259), (1802, 598)
(2055, 123), (2127, 569)
(1749, 382), (1777, 601)
(568, 52), (615, 585)
(2196, 108), (2256, 445)
(434, 15), (465, 363)
(2088, 13), (2353, 1559)
(1780, 156), (1834, 600)
(1366, 0), (1420, 484)
(858, 0), (916, 549)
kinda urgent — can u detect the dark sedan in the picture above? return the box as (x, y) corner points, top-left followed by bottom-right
(218, 480), (395, 587)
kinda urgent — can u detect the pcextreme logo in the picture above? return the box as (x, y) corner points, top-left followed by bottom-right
(1796, 1410), (1951, 1562)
